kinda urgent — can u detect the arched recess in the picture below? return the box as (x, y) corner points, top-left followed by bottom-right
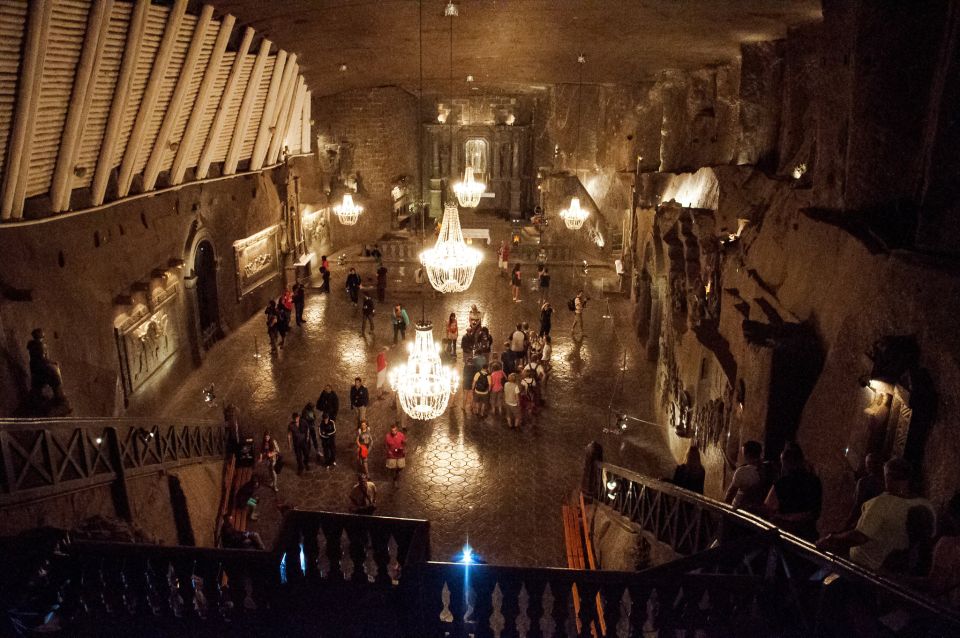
(182, 220), (223, 361)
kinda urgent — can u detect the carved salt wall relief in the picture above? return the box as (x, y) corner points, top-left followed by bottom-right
(115, 283), (183, 397)
(233, 224), (281, 299)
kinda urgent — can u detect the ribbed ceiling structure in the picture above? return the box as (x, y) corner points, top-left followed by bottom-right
(0, 0), (312, 221)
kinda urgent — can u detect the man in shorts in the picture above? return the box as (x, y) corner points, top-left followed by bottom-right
(385, 422), (406, 485)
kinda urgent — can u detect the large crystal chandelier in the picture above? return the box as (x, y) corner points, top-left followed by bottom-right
(560, 196), (589, 230)
(333, 192), (363, 225)
(420, 201), (482, 293)
(453, 166), (485, 208)
(390, 321), (459, 420)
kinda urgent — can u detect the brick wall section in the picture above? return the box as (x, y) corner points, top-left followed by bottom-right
(313, 87), (419, 251)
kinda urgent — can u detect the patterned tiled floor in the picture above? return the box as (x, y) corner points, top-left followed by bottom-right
(148, 221), (675, 567)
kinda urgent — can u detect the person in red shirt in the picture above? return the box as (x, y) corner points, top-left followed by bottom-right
(385, 422), (406, 485)
(489, 361), (506, 420)
(376, 346), (388, 399)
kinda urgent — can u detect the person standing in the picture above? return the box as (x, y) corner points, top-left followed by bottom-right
(265, 300), (280, 353)
(461, 355), (477, 413)
(293, 283), (306, 325)
(392, 304), (408, 344)
(510, 323), (526, 362)
(667, 445), (706, 494)
(843, 453), (886, 530)
(376, 264), (388, 302)
(538, 266), (551, 304)
(318, 384), (339, 421)
(489, 362), (506, 420)
(376, 347), (389, 400)
(444, 312), (459, 357)
(385, 423), (406, 485)
(345, 267), (361, 306)
(468, 304), (483, 330)
(286, 412), (310, 475)
(504, 372), (521, 429)
(511, 264), (522, 302)
(361, 293), (376, 336)
(723, 440), (770, 512)
(498, 241), (510, 277)
(300, 402), (320, 463)
(259, 432), (280, 492)
(571, 290), (587, 337)
(356, 420), (373, 475)
(764, 442), (823, 541)
(539, 302), (553, 337)
(471, 363), (491, 418)
(319, 412), (337, 468)
(350, 473), (377, 514)
(350, 377), (369, 425)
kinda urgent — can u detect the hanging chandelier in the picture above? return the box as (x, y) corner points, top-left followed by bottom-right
(333, 192), (363, 225)
(420, 201), (482, 293)
(390, 321), (459, 420)
(562, 53), (589, 231)
(560, 197), (589, 230)
(453, 166), (485, 208)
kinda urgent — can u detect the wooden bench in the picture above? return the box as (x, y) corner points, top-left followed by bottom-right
(562, 492), (607, 637)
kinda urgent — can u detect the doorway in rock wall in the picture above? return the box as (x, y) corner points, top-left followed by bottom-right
(194, 240), (222, 349)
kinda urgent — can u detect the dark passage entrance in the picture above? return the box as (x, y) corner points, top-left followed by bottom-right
(194, 240), (222, 349)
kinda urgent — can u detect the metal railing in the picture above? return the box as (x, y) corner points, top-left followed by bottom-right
(0, 417), (224, 507)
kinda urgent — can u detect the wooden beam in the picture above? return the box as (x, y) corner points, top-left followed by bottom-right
(51, 0), (114, 212)
(170, 13), (235, 185)
(284, 80), (306, 155)
(92, 0), (150, 207)
(248, 50), (287, 171)
(1, 0), (53, 220)
(265, 58), (298, 164)
(116, 0), (188, 197)
(301, 89), (311, 153)
(223, 38), (270, 175)
(270, 73), (302, 165)
(141, 4), (213, 191)
(196, 26), (253, 179)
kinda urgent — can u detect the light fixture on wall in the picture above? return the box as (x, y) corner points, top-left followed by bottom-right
(560, 53), (589, 230)
(333, 192), (363, 225)
(420, 201), (482, 293)
(389, 320), (459, 420)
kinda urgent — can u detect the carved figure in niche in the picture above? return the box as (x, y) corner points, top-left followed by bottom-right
(671, 388), (691, 437)
(26, 328), (70, 412)
(670, 275), (687, 318)
(134, 312), (170, 378)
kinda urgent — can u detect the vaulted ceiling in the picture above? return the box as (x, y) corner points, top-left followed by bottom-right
(206, 0), (822, 96)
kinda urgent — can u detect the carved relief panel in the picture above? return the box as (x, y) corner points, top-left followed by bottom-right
(233, 225), (280, 299)
(115, 283), (182, 397)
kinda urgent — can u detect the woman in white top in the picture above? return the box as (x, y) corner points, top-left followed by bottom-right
(503, 373), (521, 430)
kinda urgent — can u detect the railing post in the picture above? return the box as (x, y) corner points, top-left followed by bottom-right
(582, 440), (603, 498)
(106, 426), (132, 522)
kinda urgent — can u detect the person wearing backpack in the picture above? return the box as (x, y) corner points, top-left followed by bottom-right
(472, 363), (491, 418)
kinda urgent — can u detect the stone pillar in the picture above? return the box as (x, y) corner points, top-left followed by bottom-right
(431, 136), (440, 178)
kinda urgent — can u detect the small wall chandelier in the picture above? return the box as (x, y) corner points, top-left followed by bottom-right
(420, 201), (482, 293)
(560, 197), (588, 230)
(333, 192), (363, 225)
(561, 54), (589, 231)
(390, 321), (459, 420)
(453, 166), (485, 208)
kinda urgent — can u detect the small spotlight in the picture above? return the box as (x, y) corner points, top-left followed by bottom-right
(338, 63), (347, 72)
(466, 74), (474, 82)
(95, 437), (103, 445)
(444, 1), (458, 16)
(454, 541), (483, 564)
(606, 479), (618, 491)
(617, 414), (628, 431)
(203, 384), (216, 404)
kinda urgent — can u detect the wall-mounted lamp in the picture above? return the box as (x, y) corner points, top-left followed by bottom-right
(203, 384), (216, 404)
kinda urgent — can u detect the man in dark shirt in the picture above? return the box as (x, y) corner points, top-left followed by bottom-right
(319, 412), (337, 467)
(350, 377), (369, 425)
(345, 268), (361, 305)
(292, 283), (306, 325)
(765, 442), (823, 541)
(286, 412), (310, 475)
(361, 293), (375, 336)
(317, 384), (339, 421)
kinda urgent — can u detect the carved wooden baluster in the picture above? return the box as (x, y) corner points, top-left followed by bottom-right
(386, 534), (401, 584)
(96, 561), (114, 614)
(143, 560), (162, 616)
(316, 527), (331, 578)
(539, 583), (556, 638)
(242, 575), (257, 611)
(439, 581), (454, 624)
(490, 583), (506, 638)
(339, 529), (355, 581)
(563, 586), (578, 637)
(463, 583), (477, 634)
(190, 559), (208, 619)
(362, 531), (378, 583)
(617, 589), (633, 638)
(642, 588), (660, 636)
(515, 583), (531, 638)
(216, 564), (234, 621)
(698, 587), (712, 630)
(119, 562), (138, 615)
(167, 563), (185, 618)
